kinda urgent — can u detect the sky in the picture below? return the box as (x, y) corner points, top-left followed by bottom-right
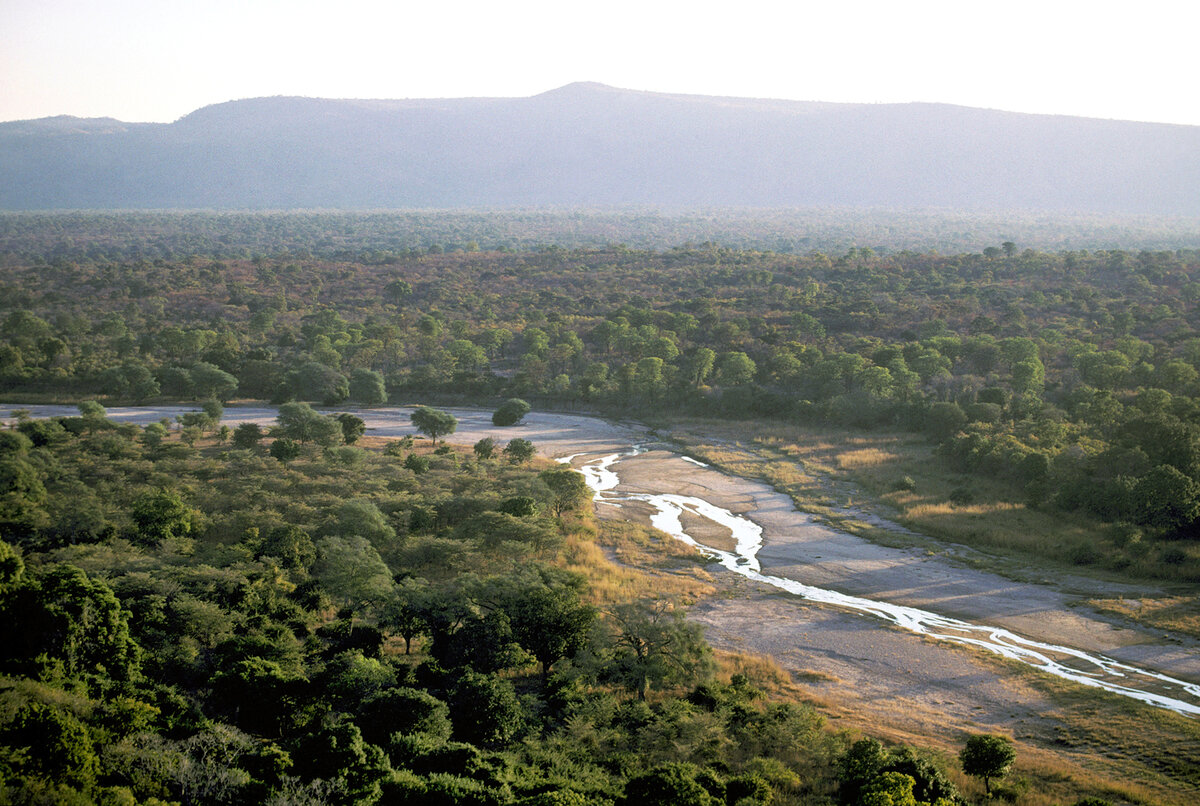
(3, 0), (1198, 126)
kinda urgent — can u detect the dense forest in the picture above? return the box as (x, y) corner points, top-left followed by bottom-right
(2, 213), (1199, 804)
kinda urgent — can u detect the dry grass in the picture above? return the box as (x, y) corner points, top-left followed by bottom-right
(560, 507), (718, 607)
(713, 649), (800, 698)
(836, 447), (901, 470)
(1011, 667), (1200, 805)
(1087, 595), (1200, 640)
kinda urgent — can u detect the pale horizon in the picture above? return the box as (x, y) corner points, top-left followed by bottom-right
(3, 0), (1198, 127)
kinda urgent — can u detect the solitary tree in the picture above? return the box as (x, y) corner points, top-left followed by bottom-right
(410, 406), (457, 449)
(473, 436), (497, 460)
(336, 412), (366, 445)
(492, 398), (532, 426)
(959, 734), (1015, 796)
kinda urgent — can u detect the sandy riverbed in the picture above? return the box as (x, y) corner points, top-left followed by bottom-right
(7, 403), (1198, 747)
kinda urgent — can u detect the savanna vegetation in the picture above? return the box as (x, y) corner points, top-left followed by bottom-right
(0, 402), (1043, 805)
(3, 216), (1200, 582)
(1, 212), (1198, 803)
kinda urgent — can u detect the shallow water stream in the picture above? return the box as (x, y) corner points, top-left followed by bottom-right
(566, 445), (1200, 718)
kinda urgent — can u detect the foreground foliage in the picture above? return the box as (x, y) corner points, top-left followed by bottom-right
(0, 415), (991, 805)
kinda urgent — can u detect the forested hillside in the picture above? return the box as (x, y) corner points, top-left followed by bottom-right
(3, 83), (1199, 212)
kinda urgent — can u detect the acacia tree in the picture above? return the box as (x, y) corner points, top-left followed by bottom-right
(410, 406), (457, 450)
(606, 599), (713, 700)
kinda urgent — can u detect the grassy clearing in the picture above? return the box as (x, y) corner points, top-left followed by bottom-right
(558, 500), (718, 607)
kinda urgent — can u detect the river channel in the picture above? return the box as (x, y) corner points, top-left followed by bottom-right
(7, 403), (1200, 719)
(563, 444), (1200, 718)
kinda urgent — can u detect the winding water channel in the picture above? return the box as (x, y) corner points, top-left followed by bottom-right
(565, 445), (1200, 718)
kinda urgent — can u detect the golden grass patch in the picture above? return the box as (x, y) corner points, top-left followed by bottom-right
(836, 447), (901, 469)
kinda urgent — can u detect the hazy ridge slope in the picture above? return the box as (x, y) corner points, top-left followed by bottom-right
(2, 82), (1198, 212)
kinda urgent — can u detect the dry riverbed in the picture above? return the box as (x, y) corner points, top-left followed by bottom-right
(8, 403), (1200, 798)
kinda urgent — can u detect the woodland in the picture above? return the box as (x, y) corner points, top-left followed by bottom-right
(1, 211), (1199, 804)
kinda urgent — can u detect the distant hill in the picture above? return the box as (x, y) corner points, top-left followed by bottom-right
(3, 82), (1199, 213)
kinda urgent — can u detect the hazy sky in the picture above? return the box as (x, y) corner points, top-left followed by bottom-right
(3, 0), (1197, 125)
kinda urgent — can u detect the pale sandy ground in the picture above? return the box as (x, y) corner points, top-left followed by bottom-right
(7, 404), (1199, 749)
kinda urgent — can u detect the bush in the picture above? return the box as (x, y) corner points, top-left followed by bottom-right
(948, 486), (974, 505)
(492, 398), (532, 427)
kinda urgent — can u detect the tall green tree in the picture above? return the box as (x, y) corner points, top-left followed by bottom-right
(275, 402), (342, 447)
(348, 368), (387, 406)
(492, 398), (531, 426)
(538, 467), (591, 517)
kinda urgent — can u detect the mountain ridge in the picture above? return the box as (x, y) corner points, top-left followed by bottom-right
(2, 82), (1198, 212)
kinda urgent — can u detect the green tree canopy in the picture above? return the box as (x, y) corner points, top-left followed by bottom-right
(275, 402), (342, 447)
(958, 734), (1015, 796)
(410, 406), (458, 448)
(129, 489), (197, 546)
(538, 467), (591, 516)
(605, 599), (713, 700)
(503, 438), (535, 464)
(492, 398), (532, 427)
(348, 368), (387, 406)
